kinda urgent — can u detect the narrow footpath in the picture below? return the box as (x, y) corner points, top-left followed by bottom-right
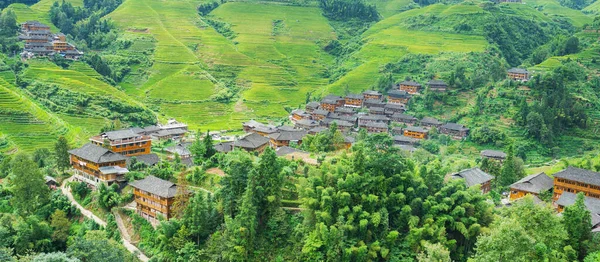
(60, 177), (150, 262)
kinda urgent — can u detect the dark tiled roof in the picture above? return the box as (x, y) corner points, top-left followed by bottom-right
(556, 192), (600, 215)
(243, 120), (262, 128)
(335, 107), (355, 114)
(312, 109), (330, 116)
(253, 125), (278, 134)
(554, 167), (600, 187)
(404, 126), (428, 133)
(306, 102), (320, 109)
(69, 143), (126, 164)
(292, 109), (310, 116)
(126, 154), (160, 167)
(510, 173), (553, 194)
(451, 167), (494, 188)
(235, 133), (270, 149)
(365, 122), (388, 129)
(102, 129), (140, 140)
(321, 99), (338, 105)
(324, 94), (344, 101)
(166, 143), (192, 156)
(309, 126), (328, 134)
(421, 117), (442, 125)
(481, 150), (507, 159)
(344, 136), (356, 143)
(387, 90), (410, 98)
(296, 119), (319, 127)
(359, 114), (390, 121)
(277, 125), (298, 131)
(345, 93), (364, 99)
(508, 68), (529, 74)
(384, 103), (406, 110)
(369, 107), (385, 113)
(155, 128), (187, 137)
(393, 135), (420, 144)
(428, 79), (447, 86)
(329, 120), (355, 127)
(329, 114), (357, 122)
(391, 113), (417, 121)
(399, 80), (421, 87)
(276, 146), (308, 157)
(215, 141), (235, 153)
(269, 131), (307, 141)
(130, 175), (178, 198)
(441, 123), (469, 131)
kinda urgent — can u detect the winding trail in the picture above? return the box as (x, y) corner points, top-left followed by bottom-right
(60, 177), (150, 262)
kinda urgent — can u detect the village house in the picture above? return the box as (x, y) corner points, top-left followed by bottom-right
(242, 120), (263, 132)
(90, 129), (152, 157)
(391, 127), (404, 136)
(269, 130), (307, 148)
(390, 113), (418, 126)
(126, 154), (160, 168)
(450, 167), (494, 194)
(345, 93), (364, 108)
(68, 143), (129, 188)
(403, 126), (428, 139)
(440, 123), (470, 139)
(291, 109), (312, 122)
(295, 119), (320, 130)
(555, 192), (600, 231)
(308, 126), (328, 135)
(311, 109), (330, 121)
(508, 68), (530, 81)
(384, 103), (406, 116)
(235, 133), (270, 152)
(364, 122), (388, 133)
(509, 172), (554, 201)
(305, 102), (320, 112)
(344, 136), (355, 149)
(165, 143), (192, 159)
(320, 99), (339, 112)
(363, 90), (383, 100)
(358, 114), (390, 127)
(393, 135), (420, 146)
(397, 80), (422, 94)
(160, 119), (189, 132)
(420, 117), (443, 129)
(323, 119), (355, 133)
(19, 21), (83, 60)
(552, 167), (600, 202)
(329, 114), (358, 125)
(369, 107), (385, 115)
(334, 106), (355, 116)
(151, 128), (187, 141)
(21, 20), (50, 31)
(387, 90), (411, 105)
(428, 79), (448, 92)
(45, 176), (58, 190)
(480, 150), (507, 162)
(254, 125), (279, 136)
(363, 98), (385, 109)
(130, 176), (182, 223)
(214, 141), (235, 154)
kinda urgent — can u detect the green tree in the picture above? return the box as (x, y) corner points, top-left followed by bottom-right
(33, 148), (52, 168)
(498, 145), (524, 187)
(9, 154), (50, 216)
(67, 230), (134, 262)
(55, 136), (71, 173)
(32, 252), (79, 262)
(50, 209), (71, 249)
(417, 242), (451, 262)
(220, 151), (253, 217)
(203, 131), (216, 159)
(562, 192), (592, 259)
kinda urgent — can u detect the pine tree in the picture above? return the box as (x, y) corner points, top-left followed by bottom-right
(203, 130), (215, 159)
(184, 191), (209, 245)
(55, 136), (70, 172)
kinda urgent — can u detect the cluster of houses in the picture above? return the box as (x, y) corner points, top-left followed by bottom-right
(453, 151), (600, 232)
(67, 119), (188, 223)
(19, 21), (83, 60)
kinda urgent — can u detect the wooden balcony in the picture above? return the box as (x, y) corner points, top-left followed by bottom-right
(135, 198), (168, 214)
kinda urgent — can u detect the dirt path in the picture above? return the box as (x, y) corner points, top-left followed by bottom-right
(60, 177), (150, 262)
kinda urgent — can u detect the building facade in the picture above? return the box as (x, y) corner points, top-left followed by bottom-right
(68, 143), (129, 187)
(130, 176), (180, 222)
(90, 129), (152, 156)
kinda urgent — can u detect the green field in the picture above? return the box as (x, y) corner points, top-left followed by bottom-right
(524, 0), (592, 27)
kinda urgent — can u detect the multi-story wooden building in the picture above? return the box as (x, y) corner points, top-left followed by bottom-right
(290, 109), (311, 122)
(363, 99), (385, 109)
(21, 21), (50, 31)
(509, 172), (553, 201)
(397, 80), (422, 94)
(420, 117), (443, 129)
(234, 133), (270, 152)
(403, 126), (428, 139)
(90, 129), (152, 156)
(363, 90), (383, 100)
(369, 107), (385, 115)
(387, 90), (411, 104)
(295, 119), (320, 130)
(384, 103), (406, 116)
(553, 167), (600, 202)
(344, 93), (364, 108)
(68, 143), (128, 187)
(323, 119), (354, 133)
(428, 79), (448, 92)
(390, 113), (418, 126)
(480, 150), (507, 162)
(507, 68), (530, 81)
(364, 122), (388, 133)
(450, 168), (494, 194)
(440, 123), (470, 139)
(358, 114), (390, 127)
(393, 135), (420, 146)
(305, 102), (320, 112)
(320, 99), (339, 112)
(269, 131), (307, 148)
(334, 106), (355, 116)
(130, 176), (181, 222)
(311, 109), (330, 121)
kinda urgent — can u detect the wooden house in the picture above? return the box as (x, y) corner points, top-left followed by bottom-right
(387, 90), (411, 104)
(344, 93), (364, 108)
(253, 125), (279, 136)
(358, 114), (390, 127)
(311, 109), (330, 121)
(440, 123), (470, 139)
(364, 122), (388, 133)
(450, 168), (494, 194)
(323, 119), (354, 133)
(334, 106), (355, 116)
(165, 143), (192, 159)
(21, 21), (51, 32)
(553, 167), (600, 202)
(130, 176), (181, 222)
(390, 113), (418, 126)
(480, 150), (507, 162)
(508, 68), (530, 81)
(269, 131), (307, 148)
(45, 176), (58, 190)
(403, 126), (428, 139)
(363, 99), (385, 109)
(320, 99), (339, 112)
(391, 127), (404, 136)
(420, 117), (443, 129)
(151, 128), (187, 141)
(295, 119), (320, 130)
(384, 103), (406, 116)
(68, 143), (128, 188)
(369, 107), (385, 115)
(363, 90), (383, 100)
(308, 126), (328, 135)
(234, 133), (270, 152)
(90, 129), (152, 157)
(509, 173), (553, 201)
(397, 80), (422, 94)
(428, 79), (448, 92)
(305, 102), (320, 112)
(291, 109), (312, 122)
(329, 114), (358, 126)
(393, 135), (420, 146)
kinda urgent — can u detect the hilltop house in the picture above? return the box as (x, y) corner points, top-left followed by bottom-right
(509, 172), (554, 201)
(345, 93), (364, 108)
(363, 90), (383, 100)
(68, 143), (129, 188)
(130, 176), (182, 223)
(553, 167), (600, 202)
(305, 102), (320, 112)
(480, 150), (507, 162)
(403, 126), (428, 139)
(19, 21), (83, 60)
(440, 123), (470, 139)
(387, 90), (411, 105)
(397, 80), (422, 94)
(90, 129), (152, 156)
(508, 68), (530, 81)
(428, 79), (448, 92)
(450, 167), (494, 194)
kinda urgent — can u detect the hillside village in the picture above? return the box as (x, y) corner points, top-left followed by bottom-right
(18, 21), (83, 60)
